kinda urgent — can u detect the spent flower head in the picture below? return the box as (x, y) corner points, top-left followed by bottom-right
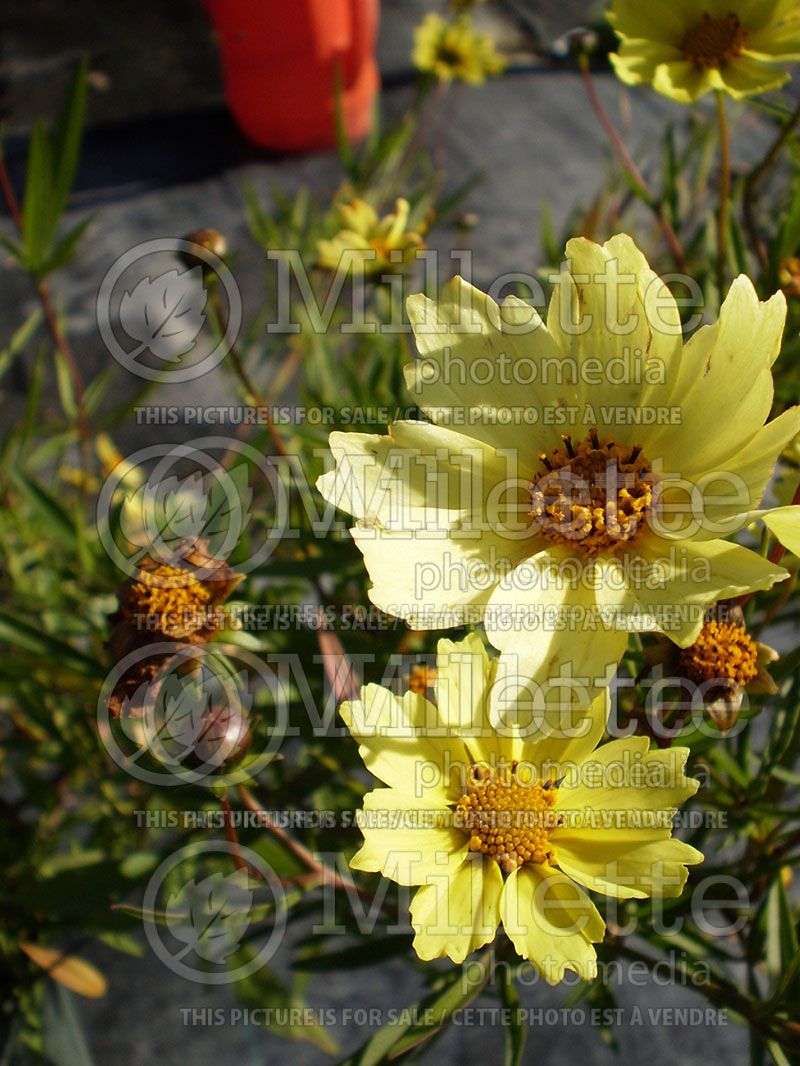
(106, 541), (242, 718)
(645, 604), (778, 732)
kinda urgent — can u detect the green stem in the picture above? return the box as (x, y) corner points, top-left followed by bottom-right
(743, 98), (800, 270)
(207, 276), (287, 459)
(716, 90), (731, 297)
(0, 154), (91, 483)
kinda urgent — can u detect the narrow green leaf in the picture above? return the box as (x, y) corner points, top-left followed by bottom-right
(0, 233), (25, 263)
(765, 876), (798, 986)
(333, 62), (356, 179)
(0, 309), (42, 380)
(54, 348), (78, 418)
(51, 57), (89, 222)
(499, 970), (526, 1066)
(364, 90), (382, 159)
(8, 467), (78, 545)
(21, 121), (55, 272)
(0, 609), (102, 677)
(338, 961), (490, 1066)
(41, 984), (96, 1066)
(540, 200), (559, 264)
(41, 216), (92, 276)
(293, 934), (414, 972)
(766, 1040), (792, 1066)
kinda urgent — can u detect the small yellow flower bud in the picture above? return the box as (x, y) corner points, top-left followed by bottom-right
(778, 258), (800, 299)
(184, 228), (229, 260)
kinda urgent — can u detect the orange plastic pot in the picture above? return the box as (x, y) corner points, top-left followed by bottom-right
(203, 0), (380, 152)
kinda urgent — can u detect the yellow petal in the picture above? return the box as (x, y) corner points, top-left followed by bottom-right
(405, 275), (564, 457)
(556, 837), (704, 900)
(317, 423), (502, 528)
(611, 41), (682, 85)
(338, 199), (379, 238)
(433, 633), (512, 763)
(646, 277), (785, 475)
(341, 686), (469, 802)
(728, 0), (783, 28)
(545, 234), (682, 447)
(761, 505), (800, 556)
(518, 689), (610, 774)
(20, 942), (107, 999)
(652, 60), (719, 102)
(316, 421), (531, 631)
(747, 17), (800, 59)
(556, 739), (700, 814)
(500, 865), (604, 983)
(486, 546), (628, 684)
(714, 55), (790, 97)
(350, 788), (468, 885)
(628, 534), (788, 646)
(692, 406), (800, 532)
(410, 852), (503, 963)
(608, 0), (693, 40)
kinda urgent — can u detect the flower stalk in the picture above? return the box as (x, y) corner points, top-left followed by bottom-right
(716, 90), (731, 296)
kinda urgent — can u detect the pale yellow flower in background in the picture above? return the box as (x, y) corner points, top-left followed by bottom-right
(316, 197), (425, 276)
(413, 13), (506, 85)
(608, 0), (800, 103)
(342, 634), (702, 979)
(317, 233), (800, 692)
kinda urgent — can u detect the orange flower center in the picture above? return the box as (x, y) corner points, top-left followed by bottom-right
(678, 620), (759, 687)
(125, 564), (211, 637)
(408, 664), (437, 695)
(456, 764), (561, 873)
(679, 12), (748, 68)
(529, 430), (653, 557)
(369, 237), (391, 261)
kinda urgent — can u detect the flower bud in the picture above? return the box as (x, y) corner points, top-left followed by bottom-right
(191, 703), (252, 769)
(183, 228), (228, 260)
(778, 257), (800, 299)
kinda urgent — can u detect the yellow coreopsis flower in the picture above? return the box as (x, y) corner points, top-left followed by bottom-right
(316, 233), (800, 692)
(342, 634), (702, 978)
(413, 13), (506, 86)
(316, 198), (425, 276)
(608, 0), (800, 103)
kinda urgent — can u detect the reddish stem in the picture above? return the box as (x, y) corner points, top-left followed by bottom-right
(220, 791), (261, 879)
(239, 783), (372, 897)
(579, 58), (687, 271)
